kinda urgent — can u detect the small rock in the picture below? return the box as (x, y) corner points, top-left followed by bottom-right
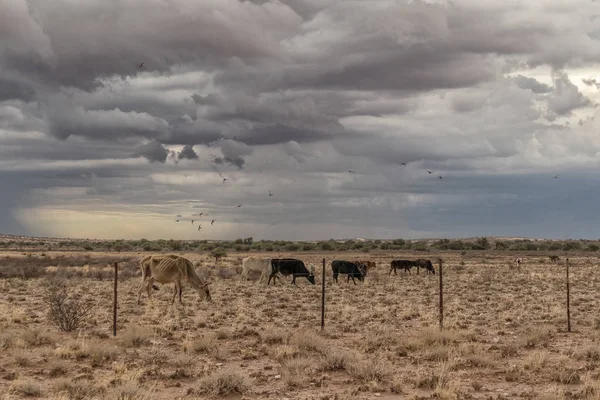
(274, 374), (281, 379)
(264, 365), (273, 370)
(215, 363), (223, 366)
(375, 394), (381, 397)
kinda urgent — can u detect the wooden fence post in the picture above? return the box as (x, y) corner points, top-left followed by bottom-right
(439, 259), (444, 330)
(113, 262), (118, 336)
(321, 258), (326, 331)
(566, 258), (571, 332)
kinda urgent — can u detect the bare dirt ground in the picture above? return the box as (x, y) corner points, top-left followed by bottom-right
(1, 250), (600, 399)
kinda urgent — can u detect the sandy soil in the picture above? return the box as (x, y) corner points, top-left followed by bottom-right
(0, 250), (599, 399)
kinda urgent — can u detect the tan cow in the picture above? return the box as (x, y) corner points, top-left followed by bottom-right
(241, 256), (276, 284)
(137, 254), (180, 303)
(138, 256), (211, 305)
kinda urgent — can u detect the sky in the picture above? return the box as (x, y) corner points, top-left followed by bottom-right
(3, 0), (600, 241)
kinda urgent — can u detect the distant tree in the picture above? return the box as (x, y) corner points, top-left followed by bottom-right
(392, 239), (405, 246)
(563, 241), (581, 252)
(587, 244), (600, 252)
(243, 237), (254, 245)
(448, 241), (464, 250)
(549, 255), (560, 263)
(211, 249), (227, 262)
(320, 242), (333, 251)
(495, 241), (509, 250)
(475, 237), (490, 250)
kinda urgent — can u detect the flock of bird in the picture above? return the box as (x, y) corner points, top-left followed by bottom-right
(133, 60), (564, 234)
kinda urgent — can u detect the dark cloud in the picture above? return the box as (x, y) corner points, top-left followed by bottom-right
(177, 144), (199, 160)
(513, 75), (552, 94)
(546, 71), (593, 119)
(133, 140), (168, 163)
(582, 78), (600, 89)
(3, 1), (600, 239)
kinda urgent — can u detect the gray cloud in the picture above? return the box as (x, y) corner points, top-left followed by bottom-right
(582, 78), (600, 89)
(4, 1), (600, 239)
(133, 140), (168, 163)
(546, 71), (593, 119)
(513, 75), (552, 94)
(177, 144), (199, 160)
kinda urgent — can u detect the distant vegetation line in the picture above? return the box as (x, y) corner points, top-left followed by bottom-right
(0, 236), (597, 253)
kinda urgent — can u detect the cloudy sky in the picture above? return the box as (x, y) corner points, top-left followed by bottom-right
(3, 0), (600, 240)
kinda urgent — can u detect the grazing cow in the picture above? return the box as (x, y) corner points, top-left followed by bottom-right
(331, 260), (366, 284)
(352, 260), (376, 271)
(514, 257), (523, 267)
(268, 258), (315, 285)
(389, 260), (416, 275)
(241, 256), (272, 283)
(138, 256), (211, 305)
(138, 254), (179, 302)
(415, 259), (435, 275)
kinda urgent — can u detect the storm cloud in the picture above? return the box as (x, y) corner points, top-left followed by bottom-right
(2, 0), (600, 240)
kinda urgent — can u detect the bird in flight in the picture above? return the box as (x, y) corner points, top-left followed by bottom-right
(553, 175), (559, 179)
(197, 224), (201, 231)
(401, 163), (407, 166)
(199, 212), (203, 217)
(223, 178), (228, 184)
(348, 170), (356, 174)
(427, 171), (435, 174)
(138, 62), (144, 69)
(439, 176), (443, 180)
(175, 220), (180, 222)
(236, 204), (242, 208)
(191, 220), (194, 225)
(269, 190), (273, 197)
(211, 219), (215, 226)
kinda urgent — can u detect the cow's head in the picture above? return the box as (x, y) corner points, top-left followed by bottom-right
(200, 283), (212, 301)
(307, 263), (316, 284)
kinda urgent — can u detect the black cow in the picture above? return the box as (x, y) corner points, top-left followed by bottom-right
(415, 259), (435, 275)
(331, 260), (366, 284)
(389, 260), (416, 275)
(268, 258), (316, 285)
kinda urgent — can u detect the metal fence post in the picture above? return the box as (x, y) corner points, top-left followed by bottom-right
(321, 258), (326, 331)
(566, 258), (571, 332)
(113, 262), (118, 336)
(439, 259), (443, 330)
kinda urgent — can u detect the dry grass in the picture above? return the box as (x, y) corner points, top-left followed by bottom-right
(1, 249), (600, 398)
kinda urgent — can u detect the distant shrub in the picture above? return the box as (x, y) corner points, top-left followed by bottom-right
(43, 281), (92, 332)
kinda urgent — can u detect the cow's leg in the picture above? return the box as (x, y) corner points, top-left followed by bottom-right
(171, 283), (178, 304)
(388, 266), (393, 276)
(179, 284), (183, 303)
(351, 275), (356, 285)
(145, 277), (155, 303)
(138, 278), (147, 304)
(333, 273), (337, 283)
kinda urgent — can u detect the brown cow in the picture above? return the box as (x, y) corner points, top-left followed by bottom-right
(352, 260), (376, 271)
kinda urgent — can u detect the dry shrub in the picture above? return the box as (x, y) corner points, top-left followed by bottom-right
(261, 328), (287, 345)
(111, 381), (154, 400)
(290, 330), (326, 353)
(283, 356), (316, 388)
(11, 379), (42, 397)
(120, 326), (152, 348)
(42, 281), (91, 332)
(20, 329), (56, 348)
(197, 369), (250, 397)
(518, 326), (553, 349)
(184, 334), (216, 354)
(319, 349), (359, 372)
(405, 328), (462, 350)
(347, 355), (392, 383)
(53, 379), (103, 400)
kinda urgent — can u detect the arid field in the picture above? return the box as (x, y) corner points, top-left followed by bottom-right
(1, 250), (600, 399)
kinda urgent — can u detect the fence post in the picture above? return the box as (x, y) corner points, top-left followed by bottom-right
(566, 258), (571, 332)
(439, 259), (443, 330)
(113, 262), (118, 337)
(321, 258), (326, 331)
